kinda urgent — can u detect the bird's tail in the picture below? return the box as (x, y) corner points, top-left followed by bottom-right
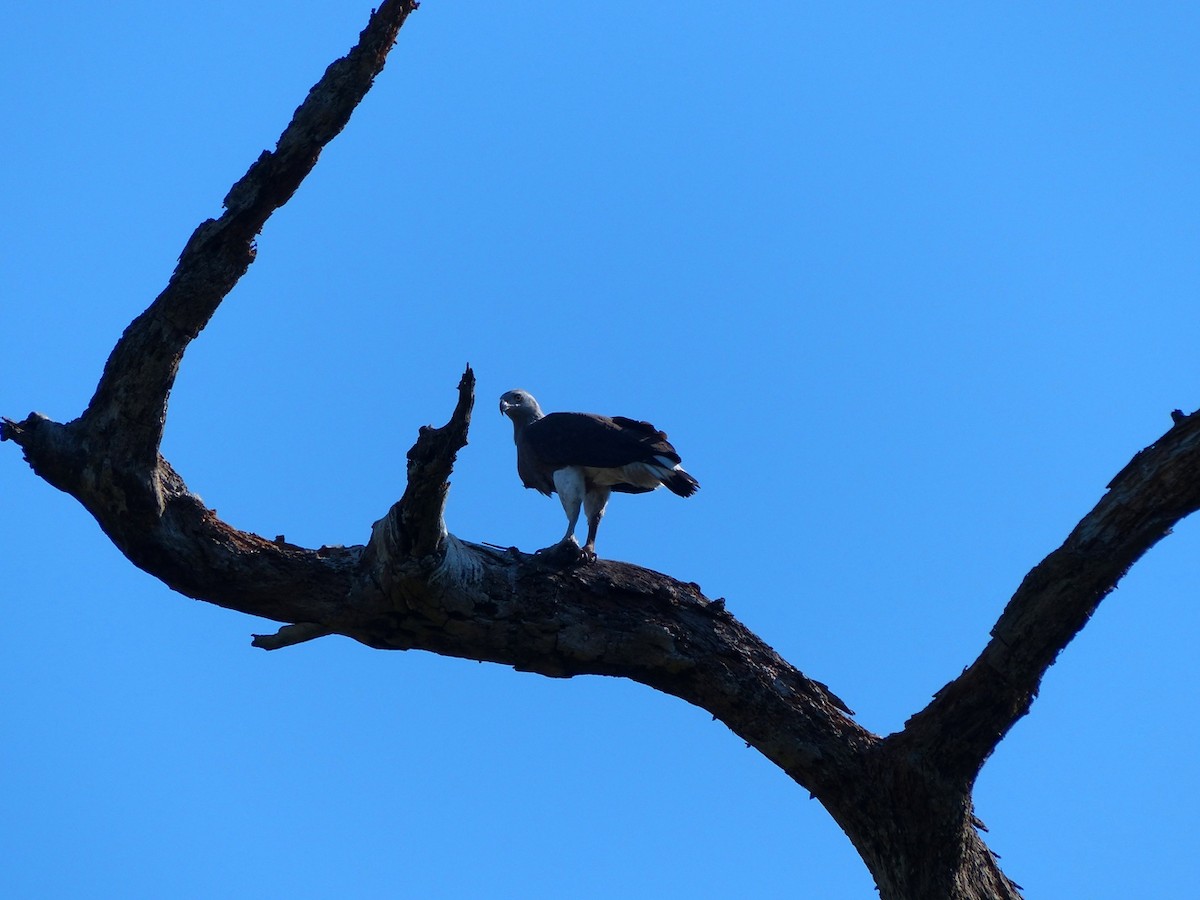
(659, 464), (699, 498)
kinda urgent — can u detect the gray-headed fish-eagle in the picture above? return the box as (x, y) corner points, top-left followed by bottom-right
(499, 389), (699, 560)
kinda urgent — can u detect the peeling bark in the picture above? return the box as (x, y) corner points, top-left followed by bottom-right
(5, 4), (1197, 897)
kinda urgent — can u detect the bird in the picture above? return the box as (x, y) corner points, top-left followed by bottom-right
(499, 389), (699, 560)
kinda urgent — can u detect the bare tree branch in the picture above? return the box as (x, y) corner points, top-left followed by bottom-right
(252, 622), (337, 650)
(81, 0), (421, 475)
(393, 364), (477, 559)
(2, 0), (418, 623)
(900, 408), (1200, 787)
(5, 5), (1194, 897)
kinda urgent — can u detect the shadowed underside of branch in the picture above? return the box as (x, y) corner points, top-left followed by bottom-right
(6, 5), (1200, 898)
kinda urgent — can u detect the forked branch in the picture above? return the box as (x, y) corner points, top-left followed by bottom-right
(7, 5), (1200, 897)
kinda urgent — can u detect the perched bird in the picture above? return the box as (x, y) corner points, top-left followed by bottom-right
(499, 389), (699, 560)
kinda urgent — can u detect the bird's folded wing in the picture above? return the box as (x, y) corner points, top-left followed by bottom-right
(524, 412), (682, 469)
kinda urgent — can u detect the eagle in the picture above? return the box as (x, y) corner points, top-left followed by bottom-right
(499, 389), (699, 560)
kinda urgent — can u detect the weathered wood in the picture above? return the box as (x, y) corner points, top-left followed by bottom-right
(6, 4), (1199, 897)
(903, 409), (1200, 785)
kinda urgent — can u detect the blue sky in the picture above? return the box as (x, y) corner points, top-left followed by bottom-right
(3, 2), (1198, 896)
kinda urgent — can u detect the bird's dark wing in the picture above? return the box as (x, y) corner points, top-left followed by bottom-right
(609, 416), (682, 465)
(524, 412), (680, 469)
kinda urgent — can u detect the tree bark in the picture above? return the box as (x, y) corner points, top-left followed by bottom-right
(5, 5), (1198, 897)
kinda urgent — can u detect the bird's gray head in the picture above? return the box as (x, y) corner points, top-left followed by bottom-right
(499, 389), (545, 426)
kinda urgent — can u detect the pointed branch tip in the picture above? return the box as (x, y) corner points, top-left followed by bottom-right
(251, 622), (335, 650)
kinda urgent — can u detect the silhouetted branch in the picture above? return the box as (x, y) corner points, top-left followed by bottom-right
(394, 364), (476, 558)
(902, 407), (1200, 786)
(81, 0), (421, 471)
(1, 0), (418, 626)
(252, 622), (337, 650)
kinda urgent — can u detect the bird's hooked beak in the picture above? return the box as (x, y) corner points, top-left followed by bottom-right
(499, 397), (511, 417)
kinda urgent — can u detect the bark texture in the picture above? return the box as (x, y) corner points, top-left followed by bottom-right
(5, 5), (1196, 897)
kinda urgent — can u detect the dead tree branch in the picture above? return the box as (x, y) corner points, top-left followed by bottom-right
(4, 5), (1195, 898)
(82, 0), (421, 476)
(899, 409), (1200, 787)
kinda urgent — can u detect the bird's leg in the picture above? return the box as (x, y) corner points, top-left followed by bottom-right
(581, 486), (611, 561)
(560, 517), (580, 546)
(551, 468), (586, 552)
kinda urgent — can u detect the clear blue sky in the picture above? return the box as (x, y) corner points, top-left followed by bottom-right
(3, 2), (1198, 897)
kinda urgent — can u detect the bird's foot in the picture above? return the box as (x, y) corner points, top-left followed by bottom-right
(533, 537), (593, 567)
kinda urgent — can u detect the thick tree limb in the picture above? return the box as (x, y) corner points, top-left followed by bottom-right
(2, 411), (361, 625)
(354, 529), (866, 789)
